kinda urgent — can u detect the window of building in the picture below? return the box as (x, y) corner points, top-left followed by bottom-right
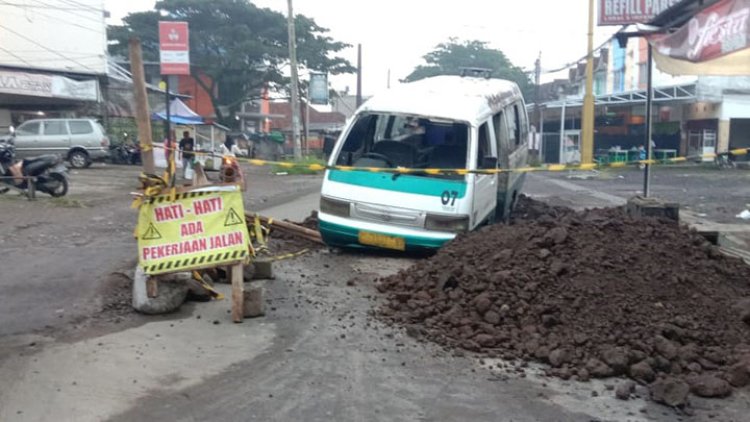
(613, 69), (625, 93)
(638, 63), (648, 88)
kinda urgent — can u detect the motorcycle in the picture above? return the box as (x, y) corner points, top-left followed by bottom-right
(109, 142), (141, 165)
(0, 139), (69, 197)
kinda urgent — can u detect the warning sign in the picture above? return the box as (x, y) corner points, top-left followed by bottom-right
(224, 208), (243, 226)
(136, 189), (250, 275)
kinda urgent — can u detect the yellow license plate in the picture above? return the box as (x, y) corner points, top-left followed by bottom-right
(358, 231), (405, 251)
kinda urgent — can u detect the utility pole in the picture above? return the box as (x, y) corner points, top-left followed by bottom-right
(644, 44), (654, 197)
(286, 0), (302, 159)
(534, 52), (542, 158)
(356, 44), (362, 108)
(129, 38), (155, 175)
(581, 0), (595, 165)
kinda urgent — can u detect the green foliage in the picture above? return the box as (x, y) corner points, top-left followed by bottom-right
(108, 0), (354, 126)
(404, 38), (532, 98)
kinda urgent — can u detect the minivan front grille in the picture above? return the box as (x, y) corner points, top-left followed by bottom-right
(350, 202), (425, 228)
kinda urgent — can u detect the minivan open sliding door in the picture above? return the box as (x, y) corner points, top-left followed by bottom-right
(471, 122), (498, 227)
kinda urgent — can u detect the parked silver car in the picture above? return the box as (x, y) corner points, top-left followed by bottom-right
(10, 118), (110, 168)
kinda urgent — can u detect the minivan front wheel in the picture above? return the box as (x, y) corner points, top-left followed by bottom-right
(69, 150), (91, 169)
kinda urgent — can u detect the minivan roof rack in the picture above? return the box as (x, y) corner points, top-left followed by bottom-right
(459, 67), (492, 79)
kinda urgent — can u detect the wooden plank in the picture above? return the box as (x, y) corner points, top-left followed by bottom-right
(248, 213), (324, 244)
(231, 263), (244, 323)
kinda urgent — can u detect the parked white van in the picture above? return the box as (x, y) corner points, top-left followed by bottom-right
(319, 73), (528, 251)
(10, 118), (110, 168)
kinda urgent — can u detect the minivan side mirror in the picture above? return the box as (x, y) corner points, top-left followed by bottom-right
(482, 156), (498, 169)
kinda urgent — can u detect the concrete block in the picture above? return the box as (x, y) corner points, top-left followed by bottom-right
(132, 267), (189, 314)
(252, 259), (274, 280)
(243, 286), (265, 318)
(626, 196), (680, 222)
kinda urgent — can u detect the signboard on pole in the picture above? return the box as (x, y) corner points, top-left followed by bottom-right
(137, 188), (250, 275)
(159, 21), (190, 75)
(309, 73), (329, 105)
(649, 0), (750, 75)
(598, 0), (681, 25)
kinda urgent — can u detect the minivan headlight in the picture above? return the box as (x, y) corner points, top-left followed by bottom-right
(320, 196), (350, 217)
(424, 214), (469, 233)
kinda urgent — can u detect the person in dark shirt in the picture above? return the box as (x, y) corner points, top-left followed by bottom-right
(178, 130), (195, 179)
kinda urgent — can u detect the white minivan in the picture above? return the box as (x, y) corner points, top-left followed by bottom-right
(319, 73), (528, 251)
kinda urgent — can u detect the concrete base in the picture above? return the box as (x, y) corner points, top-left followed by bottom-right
(252, 259), (274, 280)
(625, 196), (680, 222)
(243, 286), (265, 318)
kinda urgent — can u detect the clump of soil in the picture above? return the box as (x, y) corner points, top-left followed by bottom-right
(377, 199), (750, 404)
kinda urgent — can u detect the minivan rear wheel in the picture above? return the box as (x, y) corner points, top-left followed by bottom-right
(69, 150), (90, 169)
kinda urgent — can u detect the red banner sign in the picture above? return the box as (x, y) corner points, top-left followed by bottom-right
(650, 0), (750, 62)
(159, 21), (190, 75)
(598, 0), (681, 25)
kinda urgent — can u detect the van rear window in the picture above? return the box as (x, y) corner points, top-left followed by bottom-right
(334, 113), (469, 178)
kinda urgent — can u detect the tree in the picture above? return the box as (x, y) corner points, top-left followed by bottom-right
(404, 38), (531, 98)
(108, 0), (355, 126)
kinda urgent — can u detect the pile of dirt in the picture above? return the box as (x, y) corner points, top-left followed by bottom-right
(377, 201), (750, 405)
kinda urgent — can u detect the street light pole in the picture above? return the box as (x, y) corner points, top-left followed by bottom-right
(581, 0), (595, 165)
(286, 0), (302, 160)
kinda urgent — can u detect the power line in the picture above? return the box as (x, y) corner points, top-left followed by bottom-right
(25, 0), (104, 25)
(0, 45), (34, 67)
(0, 22), (100, 72)
(58, 0), (102, 12)
(2, 5), (105, 34)
(0, 1), (94, 11)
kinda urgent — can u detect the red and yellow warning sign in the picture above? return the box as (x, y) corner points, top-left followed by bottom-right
(136, 188), (250, 275)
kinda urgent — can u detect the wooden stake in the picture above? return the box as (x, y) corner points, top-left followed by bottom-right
(192, 162), (209, 186)
(146, 277), (158, 298)
(129, 37), (156, 175)
(231, 263), (244, 323)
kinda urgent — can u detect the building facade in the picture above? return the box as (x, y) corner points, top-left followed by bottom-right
(0, 0), (107, 133)
(536, 37), (750, 164)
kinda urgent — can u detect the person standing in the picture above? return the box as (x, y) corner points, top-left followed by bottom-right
(178, 130), (195, 179)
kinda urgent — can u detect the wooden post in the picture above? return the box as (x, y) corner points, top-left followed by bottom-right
(129, 38), (156, 175)
(146, 277), (158, 298)
(231, 263), (244, 323)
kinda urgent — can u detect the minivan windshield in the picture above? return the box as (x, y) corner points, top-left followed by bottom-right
(333, 113), (469, 179)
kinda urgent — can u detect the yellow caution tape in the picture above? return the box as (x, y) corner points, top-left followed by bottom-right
(145, 145), (748, 176)
(192, 271), (225, 300)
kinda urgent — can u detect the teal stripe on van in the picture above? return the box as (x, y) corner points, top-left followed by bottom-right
(327, 170), (467, 198)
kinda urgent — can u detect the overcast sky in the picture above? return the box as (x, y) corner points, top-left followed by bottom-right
(106, 0), (620, 96)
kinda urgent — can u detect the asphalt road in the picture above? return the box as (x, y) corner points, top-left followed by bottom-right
(2, 163), (750, 421)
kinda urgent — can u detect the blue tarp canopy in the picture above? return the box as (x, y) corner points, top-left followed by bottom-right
(151, 98), (204, 125)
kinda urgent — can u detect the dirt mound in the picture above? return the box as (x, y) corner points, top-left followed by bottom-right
(377, 203), (750, 404)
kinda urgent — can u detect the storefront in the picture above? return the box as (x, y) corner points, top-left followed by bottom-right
(0, 68), (101, 133)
